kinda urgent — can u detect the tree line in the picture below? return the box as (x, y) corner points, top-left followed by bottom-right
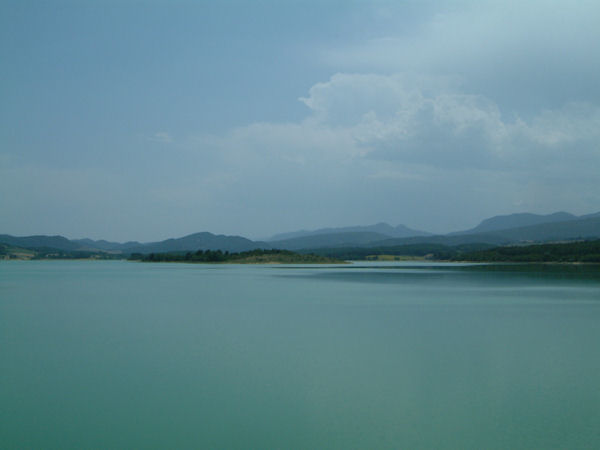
(128, 248), (341, 263)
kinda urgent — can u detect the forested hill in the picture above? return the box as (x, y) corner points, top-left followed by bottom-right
(302, 240), (600, 263)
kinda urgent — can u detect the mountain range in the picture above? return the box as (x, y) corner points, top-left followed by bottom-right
(2, 211), (600, 256)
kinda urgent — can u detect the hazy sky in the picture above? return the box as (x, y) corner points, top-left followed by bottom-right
(2, 0), (599, 241)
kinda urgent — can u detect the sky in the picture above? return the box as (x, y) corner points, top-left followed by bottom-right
(2, 0), (600, 242)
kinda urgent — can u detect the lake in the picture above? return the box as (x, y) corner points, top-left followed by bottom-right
(1, 261), (599, 449)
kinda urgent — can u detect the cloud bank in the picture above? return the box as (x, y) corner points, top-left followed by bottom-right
(185, 72), (600, 233)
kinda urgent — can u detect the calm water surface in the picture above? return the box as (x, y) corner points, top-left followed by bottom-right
(1, 261), (599, 449)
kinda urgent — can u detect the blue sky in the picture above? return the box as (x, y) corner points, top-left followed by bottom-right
(2, 1), (600, 241)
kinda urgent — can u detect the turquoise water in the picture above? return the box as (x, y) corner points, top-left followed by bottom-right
(1, 260), (599, 449)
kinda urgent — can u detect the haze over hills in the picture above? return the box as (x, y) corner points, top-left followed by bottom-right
(268, 223), (431, 241)
(73, 238), (142, 251)
(450, 212), (579, 235)
(2, 211), (600, 256)
(359, 215), (600, 248)
(581, 212), (600, 219)
(269, 232), (393, 251)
